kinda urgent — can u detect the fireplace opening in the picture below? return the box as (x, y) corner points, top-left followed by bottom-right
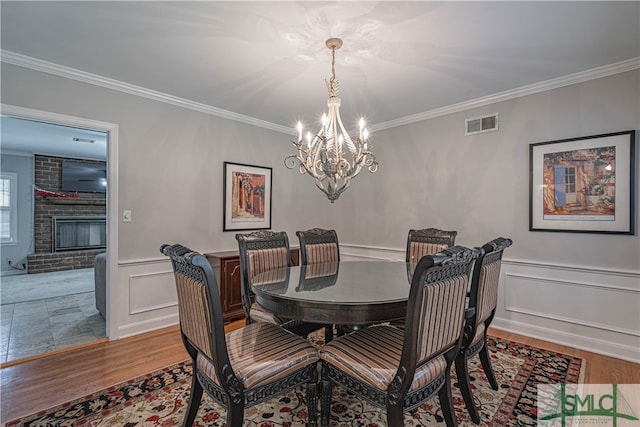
(53, 216), (107, 252)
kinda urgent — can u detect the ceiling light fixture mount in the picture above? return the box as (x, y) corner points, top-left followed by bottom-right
(285, 37), (378, 203)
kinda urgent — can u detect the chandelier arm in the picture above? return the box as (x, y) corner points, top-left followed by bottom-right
(309, 135), (325, 177)
(333, 117), (341, 166)
(334, 109), (358, 155)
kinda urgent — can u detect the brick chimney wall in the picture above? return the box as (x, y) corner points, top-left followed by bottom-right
(28, 155), (107, 274)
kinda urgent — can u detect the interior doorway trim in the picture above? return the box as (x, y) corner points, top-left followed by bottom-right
(1, 103), (118, 340)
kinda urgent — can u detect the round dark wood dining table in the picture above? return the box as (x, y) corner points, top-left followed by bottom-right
(250, 260), (414, 326)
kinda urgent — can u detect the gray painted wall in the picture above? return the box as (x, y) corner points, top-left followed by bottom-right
(1, 62), (638, 358)
(1, 64), (638, 269)
(332, 70), (640, 271)
(0, 63), (333, 259)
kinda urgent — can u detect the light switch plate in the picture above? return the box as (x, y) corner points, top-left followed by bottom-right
(122, 210), (132, 222)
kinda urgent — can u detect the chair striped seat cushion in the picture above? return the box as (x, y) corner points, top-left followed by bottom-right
(249, 302), (283, 324)
(319, 325), (447, 392)
(198, 322), (319, 389)
(306, 243), (339, 264)
(249, 302), (309, 330)
(408, 242), (448, 263)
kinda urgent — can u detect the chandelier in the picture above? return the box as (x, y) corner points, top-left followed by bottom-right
(285, 37), (378, 203)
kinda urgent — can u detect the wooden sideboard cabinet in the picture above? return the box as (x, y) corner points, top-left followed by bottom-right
(204, 248), (299, 323)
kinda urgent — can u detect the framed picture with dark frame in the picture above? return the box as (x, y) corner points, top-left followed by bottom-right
(529, 130), (635, 234)
(223, 162), (272, 232)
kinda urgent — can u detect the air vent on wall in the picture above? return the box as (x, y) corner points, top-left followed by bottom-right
(465, 113), (499, 135)
(73, 137), (96, 143)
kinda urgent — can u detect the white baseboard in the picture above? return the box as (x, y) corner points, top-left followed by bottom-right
(491, 318), (640, 363)
(116, 313), (179, 340)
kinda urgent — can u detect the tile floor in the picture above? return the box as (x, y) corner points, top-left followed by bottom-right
(0, 269), (106, 364)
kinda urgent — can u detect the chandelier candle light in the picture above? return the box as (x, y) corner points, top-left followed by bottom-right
(285, 37), (378, 202)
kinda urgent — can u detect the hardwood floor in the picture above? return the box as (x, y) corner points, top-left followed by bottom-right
(1, 323), (638, 422)
(489, 329), (640, 384)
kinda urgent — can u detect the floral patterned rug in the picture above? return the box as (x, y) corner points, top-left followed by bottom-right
(5, 336), (584, 427)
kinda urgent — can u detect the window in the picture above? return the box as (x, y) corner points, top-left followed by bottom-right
(1, 173), (18, 243)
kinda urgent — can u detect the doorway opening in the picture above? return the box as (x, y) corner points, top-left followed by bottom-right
(0, 109), (116, 365)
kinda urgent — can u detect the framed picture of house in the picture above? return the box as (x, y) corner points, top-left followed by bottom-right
(529, 130), (635, 234)
(223, 162), (272, 231)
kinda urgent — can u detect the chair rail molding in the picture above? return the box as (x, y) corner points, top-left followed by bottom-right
(340, 243), (404, 261)
(93, 240), (640, 362)
(336, 243), (640, 363)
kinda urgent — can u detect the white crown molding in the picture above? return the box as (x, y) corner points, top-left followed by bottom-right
(0, 50), (292, 135)
(371, 57), (640, 132)
(3, 49), (637, 135)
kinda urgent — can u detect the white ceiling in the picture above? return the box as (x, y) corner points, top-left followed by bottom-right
(1, 1), (638, 160)
(0, 116), (108, 161)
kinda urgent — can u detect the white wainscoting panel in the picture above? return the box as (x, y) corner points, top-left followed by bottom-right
(129, 270), (177, 314)
(339, 244), (640, 362)
(504, 274), (639, 336)
(110, 246), (640, 362)
(113, 257), (179, 339)
(495, 259), (640, 363)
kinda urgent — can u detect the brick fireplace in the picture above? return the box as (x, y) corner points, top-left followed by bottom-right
(28, 155), (107, 274)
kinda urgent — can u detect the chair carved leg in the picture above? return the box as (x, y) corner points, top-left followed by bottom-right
(324, 325), (333, 343)
(438, 376), (459, 427)
(227, 401), (245, 427)
(320, 379), (332, 427)
(306, 380), (318, 427)
(386, 404), (404, 427)
(455, 355), (480, 424)
(182, 373), (203, 427)
(478, 340), (498, 390)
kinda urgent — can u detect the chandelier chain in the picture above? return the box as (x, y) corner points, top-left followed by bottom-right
(331, 46), (336, 83)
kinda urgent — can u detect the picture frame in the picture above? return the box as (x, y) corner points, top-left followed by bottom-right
(223, 162), (272, 232)
(529, 130), (635, 234)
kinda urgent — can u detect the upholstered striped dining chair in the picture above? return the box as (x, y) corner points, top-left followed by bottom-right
(319, 246), (479, 427)
(160, 243), (319, 427)
(406, 228), (458, 263)
(391, 228), (458, 330)
(296, 228), (343, 341)
(455, 237), (513, 424)
(296, 228), (340, 265)
(236, 230), (293, 325)
(236, 230), (325, 337)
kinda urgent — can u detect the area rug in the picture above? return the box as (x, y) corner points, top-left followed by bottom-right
(5, 336), (584, 427)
